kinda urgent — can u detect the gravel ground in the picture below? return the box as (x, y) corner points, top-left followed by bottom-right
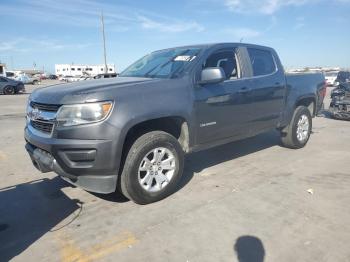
(0, 81), (349, 262)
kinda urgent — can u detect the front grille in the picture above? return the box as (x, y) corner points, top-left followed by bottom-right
(30, 120), (54, 134)
(30, 101), (61, 112)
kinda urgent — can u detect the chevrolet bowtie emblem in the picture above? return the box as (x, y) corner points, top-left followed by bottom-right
(29, 108), (41, 121)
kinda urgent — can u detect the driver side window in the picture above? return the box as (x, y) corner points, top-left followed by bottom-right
(203, 49), (240, 80)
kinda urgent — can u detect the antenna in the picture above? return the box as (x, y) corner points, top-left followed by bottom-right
(101, 11), (108, 74)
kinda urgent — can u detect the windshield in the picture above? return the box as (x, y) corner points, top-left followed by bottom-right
(120, 47), (201, 78)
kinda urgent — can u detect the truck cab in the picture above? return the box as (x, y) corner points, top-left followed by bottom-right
(191, 44), (286, 147)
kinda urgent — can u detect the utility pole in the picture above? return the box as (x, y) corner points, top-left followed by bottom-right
(101, 12), (108, 74)
(10, 56), (14, 70)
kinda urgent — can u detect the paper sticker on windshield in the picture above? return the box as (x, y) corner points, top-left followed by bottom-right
(174, 55), (196, 62)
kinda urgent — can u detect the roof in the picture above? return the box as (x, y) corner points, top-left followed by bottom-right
(153, 42), (273, 53)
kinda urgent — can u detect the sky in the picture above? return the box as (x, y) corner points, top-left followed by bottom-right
(0, 0), (349, 73)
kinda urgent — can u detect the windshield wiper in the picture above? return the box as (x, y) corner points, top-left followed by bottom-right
(143, 64), (163, 78)
(144, 49), (190, 78)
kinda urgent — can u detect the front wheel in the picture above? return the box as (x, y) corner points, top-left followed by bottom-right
(118, 131), (184, 204)
(3, 85), (15, 95)
(280, 106), (312, 149)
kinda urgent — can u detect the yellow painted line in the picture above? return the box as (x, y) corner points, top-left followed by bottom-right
(0, 151), (8, 161)
(59, 238), (89, 262)
(88, 231), (137, 261)
(57, 231), (138, 262)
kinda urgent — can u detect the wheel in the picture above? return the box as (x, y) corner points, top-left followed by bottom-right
(280, 106), (312, 149)
(32, 80), (38, 85)
(3, 86), (15, 95)
(118, 131), (184, 204)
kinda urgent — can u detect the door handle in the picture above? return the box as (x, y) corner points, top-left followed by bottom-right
(238, 87), (250, 93)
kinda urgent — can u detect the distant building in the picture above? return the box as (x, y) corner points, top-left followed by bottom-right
(14, 69), (43, 76)
(286, 66), (343, 74)
(0, 63), (6, 77)
(55, 64), (116, 77)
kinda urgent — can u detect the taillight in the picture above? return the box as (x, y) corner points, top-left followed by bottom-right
(320, 81), (327, 98)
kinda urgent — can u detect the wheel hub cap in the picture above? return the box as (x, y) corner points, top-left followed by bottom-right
(138, 147), (176, 192)
(296, 114), (310, 142)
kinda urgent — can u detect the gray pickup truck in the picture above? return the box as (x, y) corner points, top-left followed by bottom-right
(25, 43), (326, 204)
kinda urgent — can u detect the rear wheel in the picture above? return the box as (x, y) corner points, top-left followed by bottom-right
(281, 106), (312, 149)
(3, 86), (15, 95)
(118, 131), (184, 204)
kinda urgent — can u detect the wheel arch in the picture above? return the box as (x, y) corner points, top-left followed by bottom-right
(123, 116), (189, 150)
(295, 95), (316, 117)
(117, 116), (190, 172)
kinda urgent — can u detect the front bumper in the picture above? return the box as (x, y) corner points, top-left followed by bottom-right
(24, 127), (120, 193)
(17, 83), (26, 93)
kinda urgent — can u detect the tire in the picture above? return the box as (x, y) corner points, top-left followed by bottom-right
(281, 106), (312, 149)
(3, 85), (15, 95)
(32, 80), (38, 85)
(118, 131), (184, 204)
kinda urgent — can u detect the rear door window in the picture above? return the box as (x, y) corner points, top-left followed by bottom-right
(247, 48), (276, 76)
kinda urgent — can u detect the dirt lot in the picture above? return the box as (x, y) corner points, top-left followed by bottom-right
(0, 81), (349, 262)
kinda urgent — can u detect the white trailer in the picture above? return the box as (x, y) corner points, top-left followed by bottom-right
(55, 64), (116, 77)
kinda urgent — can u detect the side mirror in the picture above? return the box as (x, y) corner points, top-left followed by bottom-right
(199, 67), (226, 85)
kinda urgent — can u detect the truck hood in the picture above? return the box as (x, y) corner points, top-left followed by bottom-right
(30, 77), (156, 105)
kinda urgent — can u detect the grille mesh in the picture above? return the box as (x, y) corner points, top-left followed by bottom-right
(30, 120), (54, 134)
(30, 101), (61, 112)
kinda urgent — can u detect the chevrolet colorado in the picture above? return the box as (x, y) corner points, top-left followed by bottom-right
(25, 43), (326, 204)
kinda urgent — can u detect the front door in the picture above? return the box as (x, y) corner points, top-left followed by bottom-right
(193, 48), (254, 145)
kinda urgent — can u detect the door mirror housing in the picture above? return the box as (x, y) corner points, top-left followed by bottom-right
(199, 67), (226, 85)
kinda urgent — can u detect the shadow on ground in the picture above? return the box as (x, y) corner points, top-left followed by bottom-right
(92, 190), (129, 203)
(234, 235), (265, 262)
(317, 109), (333, 119)
(177, 130), (281, 191)
(0, 177), (81, 262)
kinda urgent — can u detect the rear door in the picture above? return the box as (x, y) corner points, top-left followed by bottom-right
(245, 47), (286, 132)
(193, 46), (255, 144)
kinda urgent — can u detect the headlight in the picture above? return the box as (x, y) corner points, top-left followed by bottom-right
(56, 101), (113, 127)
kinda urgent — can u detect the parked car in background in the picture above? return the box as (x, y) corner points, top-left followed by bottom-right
(330, 82), (350, 120)
(5, 71), (16, 80)
(0, 76), (25, 95)
(94, 73), (118, 79)
(335, 71), (350, 86)
(70, 75), (91, 82)
(16, 75), (40, 85)
(25, 43), (326, 204)
(48, 75), (58, 80)
(59, 75), (73, 82)
(324, 71), (338, 86)
(33, 74), (47, 80)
